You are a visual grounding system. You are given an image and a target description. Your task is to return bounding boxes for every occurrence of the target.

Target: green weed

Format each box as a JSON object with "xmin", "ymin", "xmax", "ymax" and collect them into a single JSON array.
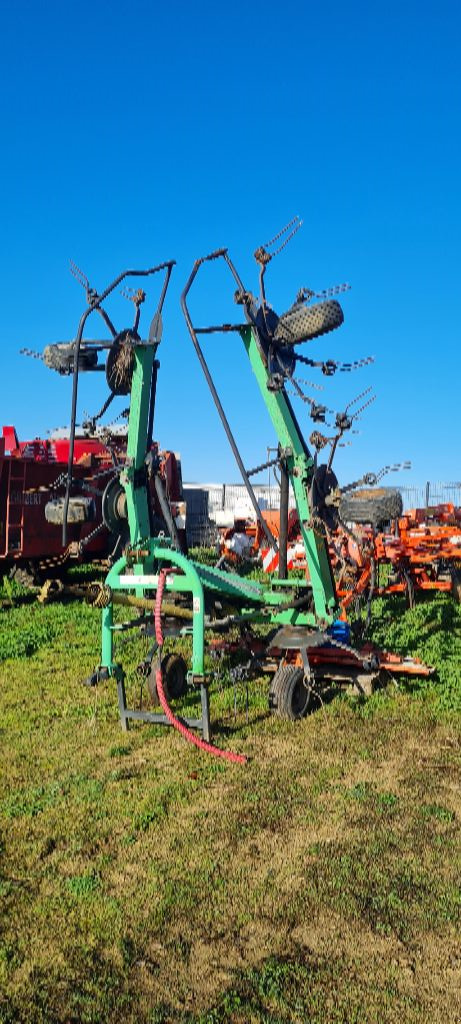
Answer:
[
  {"xmin": 66, "ymin": 872, "xmax": 101, "ymax": 898},
  {"xmin": 1, "ymin": 781, "xmax": 62, "ymax": 819},
  {"xmin": 419, "ymin": 803, "xmax": 455, "ymax": 823}
]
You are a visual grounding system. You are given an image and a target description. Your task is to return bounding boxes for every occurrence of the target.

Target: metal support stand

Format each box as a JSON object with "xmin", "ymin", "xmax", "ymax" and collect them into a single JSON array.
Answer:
[
  {"xmin": 200, "ymin": 685, "xmax": 211, "ymax": 742},
  {"xmin": 116, "ymin": 671, "xmax": 129, "ymax": 731},
  {"xmin": 112, "ymin": 651, "xmax": 211, "ymax": 738}
]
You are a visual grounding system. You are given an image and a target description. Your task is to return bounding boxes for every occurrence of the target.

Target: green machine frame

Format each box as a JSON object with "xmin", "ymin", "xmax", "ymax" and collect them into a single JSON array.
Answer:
[{"xmin": 95, "ymin": 248, "xmax": 339, "ymax": 739}]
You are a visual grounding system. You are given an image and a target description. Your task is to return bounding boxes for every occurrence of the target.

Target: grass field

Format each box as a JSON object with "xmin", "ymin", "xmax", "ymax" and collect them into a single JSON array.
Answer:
[{"xmin": 0, "ymin": 576, "xmax": 460, "ymax": 1023}]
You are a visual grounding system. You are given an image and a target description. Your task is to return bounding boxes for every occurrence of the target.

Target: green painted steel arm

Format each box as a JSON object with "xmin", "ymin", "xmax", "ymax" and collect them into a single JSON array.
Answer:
[{"xmin": 240, "ymin": 325, "xmax": 337, "ymax": 622}]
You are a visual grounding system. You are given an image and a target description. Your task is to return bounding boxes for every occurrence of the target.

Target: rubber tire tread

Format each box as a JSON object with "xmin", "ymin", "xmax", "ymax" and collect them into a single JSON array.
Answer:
[
  {"xmin": 9, "ymin": 563, "xmax": 42, "ymax": 588},
  {"xmin": 269, "ymin": 664, "xmax": 311, "ymax": 720},
  {"xmin": 45, "ymin": 497, "xmax": 93, "ymax": 525},
  {"xmin": 273, "ymin": 299, "xmax": 344, "ymax": 346},
  {"xmin": 43, "ymin": 344, "xmax": 97, "ymax": 374},
  {"xmin": 451, "ymin": 566, "xmax": 461, "ymax": 604},
  {"xmin": 162, "ymin": 653, "xmax": 188, "ymax": 700},
  {"xmin": 339, "ymin": 487, "xmax": 403, "ymax": 528},
  {"xmin": 268, "ymin": 665, "xmax": 286, "ymax": 711}
]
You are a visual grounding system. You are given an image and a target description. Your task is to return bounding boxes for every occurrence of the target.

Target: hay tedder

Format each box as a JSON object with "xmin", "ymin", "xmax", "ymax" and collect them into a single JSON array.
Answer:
[{"xmin": 25, "ymin": 227, "xmax": 432, "ymax": 758}]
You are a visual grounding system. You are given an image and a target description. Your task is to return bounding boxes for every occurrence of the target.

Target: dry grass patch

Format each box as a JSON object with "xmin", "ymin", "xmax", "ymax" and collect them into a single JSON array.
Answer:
[{"xmin": 0, "ymin": 592, "xmax": 460, "ymax": 1022}]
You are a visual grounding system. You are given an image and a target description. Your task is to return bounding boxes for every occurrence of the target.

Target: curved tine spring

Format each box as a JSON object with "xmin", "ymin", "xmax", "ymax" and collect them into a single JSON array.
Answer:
[
  {"xmin": 45, "ymin": 425, "xmax": 68, "ymax": 438},
  {"xmin": 296, "ymin": 282, "xmax": 351, "ymax": 303},
  {"xmin": 292, "ymin": 374, "xmax": 324, "ymax": 391},
  {"xmin": 309, "ymin": 431, "xmax": 331, "ymax": 450},
  {"xmin": 350, "ymin": 393, "xmax": 376, "ymax": 422},
  {"xmin": 296, "ymin": 353, "xmax": 340, "ymax": 377},
  {"xmin": 102, "ymin": 407, "xmax": 130, "ymax": 430},
  {"xmin": 310, "ymin": 430, "xmax": 355, "ymax": 452},
  {"xmin": 120, "ymin": 286, "xmax": 145, "ymax": 303},
  {"xmin": 289, "ymin": 379, "xmax": 333, "ymax": 416},
  {"xmin": 260, "ymin": 216, "xmax": 303, "ymax": 259},
  {"xmin": 295, "ymin": 354, "xmax": 324, "ymax": 370},
  {"xmin": 264, "ymin": 216, "xmax": 301, "ymax": 250},
  {"xmin": 296, "ymin": 354, "xmax": 374, "ymax": 376},
  {"xmin": 376, "ymin": 461, "xmax": 411, "ymax": 482},
  {"xmin": 69, "ymin": 259, "xmax": 90, "ymax": 292},
  {"xmin": 339, "ymin": 356, "xmax": 375, "ymax": 372},
  {"xmin": 20, "ymin": 347, "xmax": 43, "ymax": 361},
  {"xmin": 344, "ymin": 386, "xmax": 373, "ymax": 414},
  {"xmin": 316, "ymin": 282, "xmax": 351, "ymax": 298}
]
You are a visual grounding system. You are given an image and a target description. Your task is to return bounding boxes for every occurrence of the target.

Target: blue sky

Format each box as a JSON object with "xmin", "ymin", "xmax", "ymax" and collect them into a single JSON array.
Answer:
[{"xmin": 0, "ymin": 0, "xmax": 459, "ymax": 488}]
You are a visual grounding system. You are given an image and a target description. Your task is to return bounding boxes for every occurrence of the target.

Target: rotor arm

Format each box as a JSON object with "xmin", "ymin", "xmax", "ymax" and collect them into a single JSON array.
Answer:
[{"xmin": 62, "ymin": 260, "xmax": 175, "ymax": 546}]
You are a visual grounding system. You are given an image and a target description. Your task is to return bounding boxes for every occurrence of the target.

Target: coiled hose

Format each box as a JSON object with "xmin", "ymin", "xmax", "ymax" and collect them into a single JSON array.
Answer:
[{"xmin": 154, "ymin": 569, "xmax": 247, "ymax": 765}]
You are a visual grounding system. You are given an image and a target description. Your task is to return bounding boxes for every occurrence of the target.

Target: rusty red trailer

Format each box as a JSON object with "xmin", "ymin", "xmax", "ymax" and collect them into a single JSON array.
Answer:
[{"xmin": 0, "ymin": 425, "xmax": 185, "ymax": 580}]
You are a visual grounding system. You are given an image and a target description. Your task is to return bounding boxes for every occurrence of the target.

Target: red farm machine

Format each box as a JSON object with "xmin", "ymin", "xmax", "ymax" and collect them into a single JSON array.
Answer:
[{"xmin": 0, "ymin": 424, "xmax": 185, "ymax": 585}]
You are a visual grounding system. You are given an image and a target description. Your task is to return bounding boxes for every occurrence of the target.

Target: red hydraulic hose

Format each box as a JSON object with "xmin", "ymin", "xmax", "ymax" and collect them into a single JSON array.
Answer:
[{"xmin": 154, "ymin": 568, "xmax": 247, "ymax": 765}]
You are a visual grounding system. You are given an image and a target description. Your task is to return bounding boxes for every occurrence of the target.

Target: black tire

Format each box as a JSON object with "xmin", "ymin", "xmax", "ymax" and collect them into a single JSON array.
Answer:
[
  {"xmin": 269, "ymin": 664, "xmax": 313, "ymax": 720},
  {"xmin": 310, "ymin": 463, "xmax": 339, "ymax": 530},
  {"xmin": 9, "ymin": 563, "xmax": 42, "ymax": 588},
  {"xmin": 339, "ymin": 487, "xmax": 403, "ymax": 529},
  {"xmin": 43, "ymin": 343, "xmax": 98, "ymax": 375},
  {"xmin": 148, "ymin": 654, "xmax": 188, "ymax": 705},
  {"xmin": 451, "ymin": 565, "xmax": 461, "ymax": 604},
  {"xmin": 102, "ymin": 478, "xmax": 127, "ymax": 534},
  {"xmin": 163, "ymin": 654, "xmax": 188, "ymax": 699},
  {"xmin": 273, "ymin": 300, "xmax": 344, "ymax": 346},
  {"xmin": 45, "ymin": 496, "xmax": 95, "ymax": 525},
  {"xmin": 268, "ymin": 665, "xmax": 286, "ymax": 712}
]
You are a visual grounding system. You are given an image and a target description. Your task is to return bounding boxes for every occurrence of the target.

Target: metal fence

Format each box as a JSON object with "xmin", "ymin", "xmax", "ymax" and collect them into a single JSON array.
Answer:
[
  {"xmin": 183, "ymin": 483, "xmax": 293, "ymax": 546},
  {"xmin": 183, "ymin": 481, "xmax": 461, "ymax": 547},
  {"xmin": 399, "ymin": 482, "xmax": 461, "ymax": 511}
]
